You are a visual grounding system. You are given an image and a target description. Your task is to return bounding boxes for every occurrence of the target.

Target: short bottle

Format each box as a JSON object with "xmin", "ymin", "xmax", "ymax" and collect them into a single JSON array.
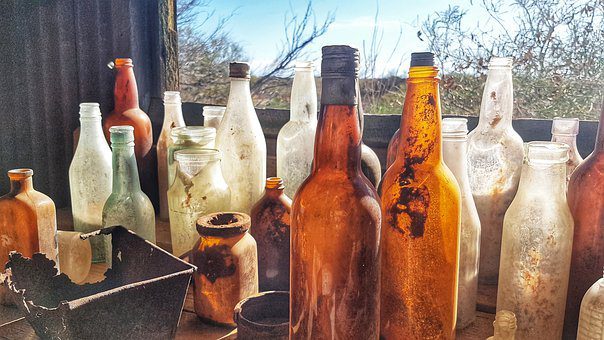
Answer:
[
  {"xmin": 487, "ymin": 310, "xmax": 517, "ymax": 340},
  {"xmin": 191, "ymin": 212, "xmax": 258, "ymax": 326},
  {"xmin": 102, "ymin": 126, "xmax": 156, "ymax": 244},
  {"xmin": 496, "ymin": 141, "xmax": 574, "ymax": 339},
  {"xmin": 442, "ymin": 118, "xmax": 481, "ymax": 329},
  {"xmin": 202, "ymin": 106, "xmax": 226, "ymax": 130},
  {"xmin": 167, "ymin": 149, "xmax": 231, "ymax": 257},
  {"xmin": 467, "ymin": 57, "xmax": 524, "ymax": 285},
  {"xmin": 250, "ymin": 177, "xmax": 291, "ymax": 292},
  {"xmin": 167, "ymin": 126, "xmax": 216, "ymax": 189},
  {"xmin": 576, "ymin": 270, "xmax": 604, "ymax": 340},
  {"xmin": 215, "ymin": 62, "xmax": 267, "ymax": 213},
  {"xmin": 157, "ymin": 91, "xmax": 186, "ymax": 221},
  {"xmin": 551, "ymin": 117, "xmax": 583, "ymax": 185},
  {"xmin": 277, "ymin": 62, "xmax": 317, "ymax": 198},
  {"xmin": 69, "ymin": 103, "xmax": 112, "ymax": 263},
  {"xmin": 0, "ymin": 169, "xmax": 59, "ymax": 304}
]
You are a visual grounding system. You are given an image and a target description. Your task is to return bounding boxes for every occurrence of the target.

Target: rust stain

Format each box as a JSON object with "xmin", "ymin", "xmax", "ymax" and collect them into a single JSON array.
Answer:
[{"xmin": 194, "ymin": 244, "xmax": 236, "ymax": 283}]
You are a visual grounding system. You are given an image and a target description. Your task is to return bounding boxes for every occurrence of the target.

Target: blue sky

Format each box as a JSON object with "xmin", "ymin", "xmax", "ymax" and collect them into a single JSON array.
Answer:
[{"xmin": 202, "ymin": 0, "xmax": 484, "ymax": 76}]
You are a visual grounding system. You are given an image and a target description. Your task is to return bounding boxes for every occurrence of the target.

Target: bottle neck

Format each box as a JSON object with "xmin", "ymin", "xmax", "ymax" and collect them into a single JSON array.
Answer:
[
  {"xmin": 111, "ymin": 143, "xmax": 141, "ymax": 193},
  {"xmin": 596, "ymin": 107, "xmax": 604, "ymax": 151},
  {"xmin": 551, "ymin": 134, "xmax": 579, "ymax": 152},
  {"xmin": 265, "ymin": 187, "xmax": 285, "ymax": 199},
  {"xmin": 9, "ymin": 177, "xmax": 33, "ymax": 194},
  {"xmin": 226, "ymin": 78, "xmax": 254, "ymax": 115},
  {"xmin": 477, "ymin": 67, "xmax": 514, "ymax": 130},
  {"xmin": 79, "ymin": 116, "xmax": 106, "ymax": 146},
  {"xmin": 163, "ymin": 103, "xmax": 185, "ymax": 130},
  {"xmin": 113, "ymin": 66, "xmax": 139, "ymax": 113},
  {"xmin": 518, "ymin": 161, "xmax": 566, "ymax": 198},
  {"xmin": 290, "ymin": 70, "xmax": 317, "ymax": 122}
]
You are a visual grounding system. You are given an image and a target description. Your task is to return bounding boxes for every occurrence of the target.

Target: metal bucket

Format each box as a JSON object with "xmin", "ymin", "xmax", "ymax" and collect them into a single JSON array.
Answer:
[{"xmin": 234, "ymin": 291, "xmax": 289, "ymax": 340}]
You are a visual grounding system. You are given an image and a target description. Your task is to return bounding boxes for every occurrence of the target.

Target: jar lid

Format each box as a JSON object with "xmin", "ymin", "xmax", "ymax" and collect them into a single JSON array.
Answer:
[{"xmin": 197, "ymin": 212, "xmax": 251, "ymax": 237}]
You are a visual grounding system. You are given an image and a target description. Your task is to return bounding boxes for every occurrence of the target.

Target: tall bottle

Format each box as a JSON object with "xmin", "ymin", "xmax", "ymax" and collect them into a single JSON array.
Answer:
[
  {"xmin": 551, "ymin": 117, "xmax": 583, "ymax": 185},
  {"xmin": 277, "ymin": 62, "xmax": 317, "ymax": 198},
  {"xmin": 380, "ymin": 52, "xmax": 461, "ymax": 339},
  {"xmin": 215, "ymin": 62, "xmax": 267, "ymax": 213},
  {"xmin": 564, "ymin": 105, "xmax": 604, "ymax": 337},
  {"xmin": 102, "ymin": 126, "xmax": 156, "ymax": 244},
  {"xmin": 0, "ymin": 169, "xmax": 59, "ymax": 304},
  {"xmin": 576, "ymin": 270, "xmax": 604, "ymax": 340},
  {"xmin": 157, "ymin": 91, "xmax": 186, "ymax": 221},
  {"xmin": 290, "ymin": 45, "xmax": 381, "ymax": 339},
  {"xmin": 496, "ymin": 141, "xmax": 574, "ymax": 339},
  {"xmin": 442, "ymin": 117, "xmax": 481, "ymax": 329},
  {"xmin": 467, "ymin": 57, "xmax": 524, "ymax": 285}
]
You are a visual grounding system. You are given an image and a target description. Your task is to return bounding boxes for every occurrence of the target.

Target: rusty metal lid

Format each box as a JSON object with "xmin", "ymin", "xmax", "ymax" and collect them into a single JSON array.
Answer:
[
  {"xmin": 229, "ymin": 62, "xmax": 250, "ymax": 79},
  {"xmin": 196, "ymin": 212, "xmax": 251, "ymax": 237},
  {"xmin": 321, "ymin": 45, "xmax": 359, "ymax": 78}
]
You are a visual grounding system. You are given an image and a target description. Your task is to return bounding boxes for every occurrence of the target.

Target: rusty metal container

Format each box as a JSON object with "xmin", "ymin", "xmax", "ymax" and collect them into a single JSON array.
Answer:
[
  {"xmin": 234, "ymin": 291, "xmax": 289, "ymax": 340},
  {"xmin": 2, "ymin": 226, "xmax": 195, "ymax": 340}
]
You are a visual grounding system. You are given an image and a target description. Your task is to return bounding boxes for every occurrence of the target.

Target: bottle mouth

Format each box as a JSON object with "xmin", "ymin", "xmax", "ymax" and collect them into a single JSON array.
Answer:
[
  {"xmin": 442, "ymin": 117, "xmax": 468, "ymax": 137},
  {"xmin": 488, "ymin": 57, "xmax": 513, "ymax": 69},
  {"xmin": 79, "ymin": 102, "xmax": 102, "ymax": 118},
  {"xmin": 295, "ymin": 61, "xmax": 314, "ymax": 70},
  {"xmin": 8, "ymin": 168, "xmax": 33, "ymax": 179},
  {"xmin": 174, "ymin": 148, "xmax": 221, "ymax": 163},
  {"xmin": 109, "ymin": 125, "xmax": 135, "ymax": 144},
  {"xmin": 265, "ymin": 177, "xmax": 285, "ymax": 190},
  {"xmin": 114, "ymin": 58, "xmax": 133, "ymax": 67},
  {"xmin": 526, "ymin": 141, "xmax": 569, "ymax": 164},
  {"xmin": 202, "ymin": 106, "xmax": 226, "ymax": 117},
  {"xmin": 551, "ymin": 117, "xmax": 579, "ymax": 135},
  {"xmin": 170, "ymin": 126, "xmax": 216, "ymax": 140},
  {"xmin": 163, "ymin": 91, "xmax": 181, "ymax": 104},
  {"xmin": 196, "ymin": 212, "xmax": 251, "ymax": 237}
]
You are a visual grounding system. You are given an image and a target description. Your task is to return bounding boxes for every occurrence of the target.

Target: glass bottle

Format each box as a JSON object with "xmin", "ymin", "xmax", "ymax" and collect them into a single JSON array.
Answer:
[
  {"xmin": 102, "ymin": 126, "xmax": 156, "ymax": 244},
  {"xmin": 380, "ymin": 52, "xmax": 461, "ymax": 339},
  {"xmin": 564, "ymin": 105, "xmax": 604, "ymax": 338},
  {"xmin": 358, "ymin": 88, "xmax": 382, "ymax": 187},
  {"xmin": 69, "ymin": 103, "xmax": 112, "ymax": 262},
  {"xmin": 277, "ymin": 61, "xmax": 317, "ymax": 198},
  {"xmin": 250, "ymin": 177, "xmax": 291, "ymax": 292},
  {"xmin": 290, "ymin": 45, "xmax": 381, "ymax": 339},
  {"xmin": 103, "ymin": 58, "xmax": 153, "ymax": 172},
  {"xmin": 215, "ymin": 62, "xmax": 267, "ymax": 213},
  {"xmin": 442, "ymin": 117, "xmax": 481, "ymax": 329},
  {"xmin": 57, "ymin": 230, "xmax": 92, "ymax": 284},
  {"xmin": 0, "ymin": 169, "xmax": 59, "ymax": 304},
  {"xmin": 167, "ymin": 149, "xmax": 231, "ymax": 257},
  {"xmin": 203, "ymin": 106, "xmax": 226, "ymax": 130},
  {"xmin": 157, "ymin": 91, "xmax": 186, "ymax": 221},
  {"xmin": 167, "ymin": 126, "xmax": 216, "ymax": 189},
  {"xmin": 551, "ymin": 117, "xmax": 583, "ymax": 185},
  {"xmin": 487, "ymin": 310, "xmax": 517, "ymax": 340},
  {"xmin": 467, "ymin": 57, "xmax": 524, "ymax": 285},
  {"xmin": 386, "ymin": 128, "xmax": 401, "ymax": 168},
  {"xmin": 496, "ymin": 141, "xmax": 574, "ymax": 340},
  {"xmin": 576, "ymin": 270, "xmax": 604, "ymax": 340},
  {"xmin": 192, "ymin": 212, "xmax": 258, "ymax": 326}
]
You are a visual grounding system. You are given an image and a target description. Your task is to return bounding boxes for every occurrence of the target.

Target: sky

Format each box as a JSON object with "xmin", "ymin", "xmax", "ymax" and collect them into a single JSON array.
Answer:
[{"xmin": 201, "ymin": 0, "xmax": 485, "ymax": 76}]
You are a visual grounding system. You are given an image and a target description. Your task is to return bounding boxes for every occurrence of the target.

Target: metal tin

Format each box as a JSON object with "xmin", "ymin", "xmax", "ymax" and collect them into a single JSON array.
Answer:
[{"xmin": 234, "ymin": 291, "xmax": 289, "ymax": 340}]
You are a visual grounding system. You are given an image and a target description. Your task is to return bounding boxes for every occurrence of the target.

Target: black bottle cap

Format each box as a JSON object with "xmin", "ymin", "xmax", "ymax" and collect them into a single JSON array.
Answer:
[
  {"xmin": 321, "ymin": 45, "xmax": 359, "ymax": 78},
  {"xmin": 229, "ymin": 62, "xmax": 251, "ymax": 79},
  {"xmin": 410, "ymin": 52, "xmax": 435, "ymax": 67}
]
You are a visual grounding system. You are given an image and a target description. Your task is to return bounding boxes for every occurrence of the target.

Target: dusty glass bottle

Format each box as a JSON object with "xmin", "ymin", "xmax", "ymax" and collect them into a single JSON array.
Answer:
[
  {"xmin": 102, "ymin": 126, "xmax": 156, "ymax": 243},
  {"xmin": 215, "ymin": 62, "xmax": 267, "ymax": 213},
  {"xmin": 564, "ymin": 105, "xmax": 604, "ymax": 338},
  {"xmin": 358, "ymin": 89, "xmax": 382, "ymax": 187},
  {"xmin": 192, "ymin": 212, "xmax": 258, "ymax": 326},
  {"xmin": 290, "ymin": 45, "xmax": 381, "ymax": 339},
  {"xmin": 386, "ymin": 128, "xmax": 400, "ymax": 168},
  {"xmin": 69, "ymin": 103, "xmax": 112, "ymax": 263},
  {"xmin": 576, "ymin": 270, "xmax": 604, "ymax": 340},
  {"xmin": 167, "ymin": 149, "xmax": 231, "ymax": 257},
  {"xmin": 250, "ymin": 177, "xmax": 291, "ymax": 292},
  {"xmin": 0, "ymin": 169, "xmax": 59, "ymax": 304},
  {"xmin": 380, "ymin": 52, "xmax": 461, "ymax": 340},
  {"xmin": 487, "ymin": 310, "xmax": 517, "ymax": 340},
  {"xmin": 167, "ymin": 126, "xmax": 216, "ymax": 189},
  {"xmin": 496, "ymin": 141, "xmax": 574, "ymax": 340},
  {"xmin": 276, "ymin": 62, "xmax": 317, "ymax": 198},
  {"xmin": 468, "ymin": 57, "xmax": 524, "ymax": 285},
  {"xmin": 202, "ymin": 106, "xmax": 226, "ymax": 130},
  {"xmin": 442, "ymin": 117, "xmax": 481, "ymax": 329},
  {"xmin": 551, "ymin": 117, "xmax": 583, "ymax": 185},
  {"xmin": 157, "ymin": 91, "xmax": 186, "ymax": 221}
]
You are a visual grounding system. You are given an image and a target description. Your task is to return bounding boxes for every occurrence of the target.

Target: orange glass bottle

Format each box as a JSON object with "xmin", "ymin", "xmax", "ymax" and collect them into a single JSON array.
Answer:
[
  {"xmin": 290, "ymin": 45, "xmax": 382, "ymax": 339},
  {"xmin": 380, "ymin": 52, "xmax": 461, "ymax": 339},
  {"xmin": 563, "ymin": 105, "xmax": 604, "ymax": 338},
  {"xmin": 250, "ymin": 177, "xmax": 291, "ymax": 292}
]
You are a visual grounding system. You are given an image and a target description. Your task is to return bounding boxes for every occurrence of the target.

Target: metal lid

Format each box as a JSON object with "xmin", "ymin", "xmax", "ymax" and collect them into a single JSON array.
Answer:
[
  {"xmin": 410, "ymin": 52, "xmax": 434, "ymax": 67},
  {"xmin": 321, "ymin": 45, "xmax": 359, "ymax": 78},
  {"xmin": 196, "ymin": 212, "xmax": 251, "ymax": 237},
  {"xmin": 229, "ymin": 62, "xmax": 251, "ymax": 79}
]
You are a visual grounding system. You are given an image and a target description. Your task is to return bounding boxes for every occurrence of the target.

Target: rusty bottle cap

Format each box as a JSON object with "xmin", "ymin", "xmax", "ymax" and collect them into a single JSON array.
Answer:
[
  {"xmin": 229, "ymin": 62, "xmax": 251, "ymax": 79},
  {"xmin": 321, "ymin": 45, "xmax": 359, "ymax": 78},
  {"xmin": 410, "ymin": 52, "xmax": 434, "ymax": 67},
  {"xmin": 197, "ymin": 212, "xmax": 251, "ymax": 238}
]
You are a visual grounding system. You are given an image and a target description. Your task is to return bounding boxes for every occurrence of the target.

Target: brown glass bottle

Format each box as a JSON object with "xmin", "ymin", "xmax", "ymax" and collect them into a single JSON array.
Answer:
[
  {"xmin": 250, "ymin": 177, "xmax": 291, "ymax": 292},
  {"xmin": 563, "ymin": 105, "xmax": 604, "ymax": 338},
  {"xmin": 380, "ymin": 52, "xmax": 461, "ymax": 339},
  {"xmin": 290, "ymin": 45, "xmax": 382, "ymax": 339}
]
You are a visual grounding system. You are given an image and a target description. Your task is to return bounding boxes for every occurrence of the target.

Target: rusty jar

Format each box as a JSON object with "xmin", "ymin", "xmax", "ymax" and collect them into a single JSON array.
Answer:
[{"xmin": 192, "ymin": 212, "xmax": 258, "ymax": 326}]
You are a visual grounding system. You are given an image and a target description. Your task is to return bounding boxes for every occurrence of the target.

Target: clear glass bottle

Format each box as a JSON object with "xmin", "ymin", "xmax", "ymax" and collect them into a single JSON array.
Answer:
[
  {"xmin": 357, "ymin": 88, "xmax": 382, "ymax": 187},
  {"xmin": 203, "ymin": 106, "xmax": 226, "ymax": 130},
  {"xmin": 487, "ymin": 310, "xmax": 518, "ymax": 340},
  {"xmin": 102, "ymin": 126, "xmax": 156, "ymax": 244},
  {"xmin": 386, "ymin": 128, "xmax": 401, "ymax": 169},
  {"xmin": 69, "ymin": 103, "xmax": 112, "ymax": 263},
  {"xmin": 442, "ymin": 117, "xmax": 481, "ymax": 329},
  {"xmin": 157, "ymin": 91, "xmax": 186, "ymax": 221},
  {"xmin": 216, "ymin": 62, "xmax": 267, "ymax": 213},
  {"xmin": 57, "ymin": 230, "xmax": 92, "ymax": 284},
  {"xmin": 467, "ymin": 57, "xmax": 524, "ymax": 285},
  {"xmin": 577, "ymin": 270, "xmax": 604, "ymax": 340},
  {"xmin": 167, "ymin": 149, "xmax": 231, "ymax": 257},
  {"xmin": 551, "ymin": 117, "xmax": 583, "ymax": 185},
  {"xmin": 277, "ymin": 62, "xmax": 317, "ymax": 198},
  {"xmin": 167, "ymin": 126, "xmax": 216, "ymax": 190},
  {"xmin": 380, "ymin": 52, "xmax": 460, "ymax": 339},
  {"xmin": 496, "ymin": 141, "xmax": 574, "ymax": 340}
]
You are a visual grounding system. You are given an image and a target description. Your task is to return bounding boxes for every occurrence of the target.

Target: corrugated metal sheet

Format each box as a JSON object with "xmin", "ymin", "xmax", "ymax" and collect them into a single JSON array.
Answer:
[{"xmin": 0, "ymin": 0, "xmax": 175, "ymax": 208}]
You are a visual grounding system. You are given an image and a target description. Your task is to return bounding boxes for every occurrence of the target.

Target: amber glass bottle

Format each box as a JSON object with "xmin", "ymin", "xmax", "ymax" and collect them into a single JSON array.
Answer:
[
  {"xmin": 250, "ymin": 177, "xmax": 291, "ymax": 292},
  {"xmin": 290, "ymin": 45, "xmax": 382, "ymax": 339},
  {"xmin": 380, "ymin": 52, "xmax": 461, "ymax": 340},
  {"xmin": 563, "ymin": 105, "xmax": 604, "ymax": 338}
]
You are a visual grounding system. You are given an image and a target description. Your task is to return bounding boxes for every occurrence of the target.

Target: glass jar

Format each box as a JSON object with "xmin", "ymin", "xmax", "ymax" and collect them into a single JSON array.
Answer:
[
  {"xmin": 496, "ymin": 141, "xmax": 574, "ymax": 339},
  {"xmin": 191, "ymin": 212, "xmax": 258, "ymax": 326},
  {"xmin": 551, "ymin": 117, "xmax": 583, "ymax": 185},
  {"xmin": 167, "ymin": 149, "xmax": 231, "ymax": 257},
  {"xmin": 202, "ymin": 106, "xmax": 226, "ymax": 130},
  {"xmin": 577, "ymin": 270, "xmax": 604, "ymax": 340},
  {"xmin": 167, "ymin": 126, "xmax": 216, "ymax": 189}
]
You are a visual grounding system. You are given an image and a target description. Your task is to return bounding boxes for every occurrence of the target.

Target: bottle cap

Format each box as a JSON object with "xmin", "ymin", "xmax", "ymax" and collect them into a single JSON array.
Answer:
[
  {"xmin": 109, "ymin": 125, "xmax": 135, "ymax": 144},
  {"xmin": 321, "ymin": 45, "xmax": 359, "ymax": 78},
  {"xmin": 114, "ymin": 58, "xmax": 133, "ymax": 67},
  {"xmin": 229, "ymin": 62, "xmax": 251, "ymax": 79},
  {"xmin": 551, "ymin": 117, "xmax": 579, "ymax": 135},
  {"xmin": 163, "ymin": 91, "xmax": 181, "ymax": 104},
  {"xmin": 410, "ymin": 52, "xmax": 435, "ymax": 67}
]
